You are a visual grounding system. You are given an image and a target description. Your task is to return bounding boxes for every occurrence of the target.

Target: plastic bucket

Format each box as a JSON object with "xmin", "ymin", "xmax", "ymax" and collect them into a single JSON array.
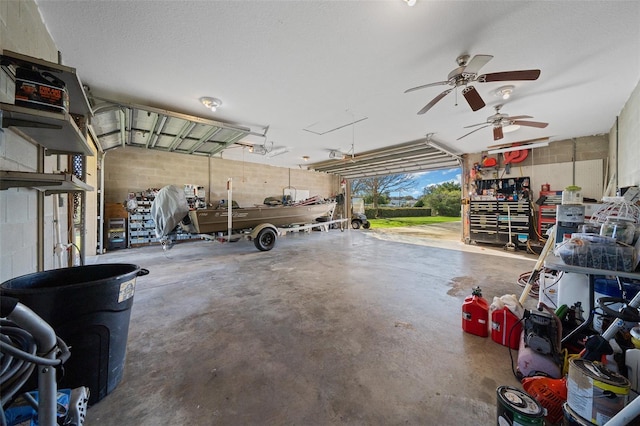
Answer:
[
  {"xmin": 496, "ymin": 386, "xmax": 546, "ymax": 425},
  {"xmin": 1, "ymin": 264, "xmax": 148, "ymax": 404}
]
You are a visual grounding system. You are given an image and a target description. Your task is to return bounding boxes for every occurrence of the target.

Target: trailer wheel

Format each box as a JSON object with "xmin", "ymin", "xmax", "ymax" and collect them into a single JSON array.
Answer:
[
  {"xmin": 254, "ymin": 227, "xmax": 277, "ymax": 251},
  {"xmin": 362, "ymin": 222, "xmax": 370, "ymax": 229},
  {"xmin": 351, "ymin": 220, "xmax": 361, "ymax": 229}
]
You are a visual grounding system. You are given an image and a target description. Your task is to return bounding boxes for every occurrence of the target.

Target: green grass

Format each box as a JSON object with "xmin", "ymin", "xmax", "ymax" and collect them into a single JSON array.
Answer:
[{"xmin": 367, "ymin": 216, "xmax": 460, "ymax": 228}]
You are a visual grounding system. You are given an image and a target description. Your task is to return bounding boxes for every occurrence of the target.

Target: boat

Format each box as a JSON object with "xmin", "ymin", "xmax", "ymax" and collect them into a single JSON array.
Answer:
[
  {"xmin": 181, "ymin": 200, "xmax": 337, "ymax": 234},
  {"xmin": 151, "ymin": 185, "xmax": 338, "ymax": 251}
]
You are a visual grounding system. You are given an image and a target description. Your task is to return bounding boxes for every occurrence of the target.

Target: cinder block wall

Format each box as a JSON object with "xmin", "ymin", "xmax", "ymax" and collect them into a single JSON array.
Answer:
[
  {"xmin": 0, "ymin": 0, "xmax": 74, "ymax": 281},
  {"xmin": 463, "ymin": 135, "xmax": 609, "ymax": 198},
  {"xmin": 104, "ymin": 147, "xmax": 339, "ymax": 207},
  {"xmin": 460, "ymin": 135, "xmax": 611, "ymax": 243}
]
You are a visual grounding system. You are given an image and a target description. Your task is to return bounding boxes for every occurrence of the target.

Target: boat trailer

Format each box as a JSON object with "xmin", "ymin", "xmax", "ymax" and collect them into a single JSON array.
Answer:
[{"xmin": 195, "ymin": 217, "xmax": 349, "ymax": 252}]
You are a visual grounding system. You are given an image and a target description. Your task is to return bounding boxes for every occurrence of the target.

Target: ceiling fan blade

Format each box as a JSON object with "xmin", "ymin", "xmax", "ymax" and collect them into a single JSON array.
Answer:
[
  {"xmin": 493, "ymin": 126, "xmax": 504, "ymax": 141},
  {"xmin": 417, "ymin": 89, "xmax": 452, "ymax": 115},
  {"xmin": 462, "ymin": 86, "xmax": 485, "ymax": 111},
  {"xmin": 457, "ymin": 124, "xmax": 490, "ymax": 140},
  {"xmin": 478, "ymin": 69, "xmax": 541, "ymax": 82},
  {"xmin": 404, "ymin": 80, "xmax": 449, "ymax": 93},
  {"xmin": 508, "ymin": 115, "xmax": 533, "ymax": 120},
  {"xmin": 462, "ymin": 54, "xmax": 493, "ymax": 75},
  {"xmin": 463, "ymin": 122, "xmax": 489, "ymax": 129},
  {"xmin": 513, "ymin": 120, "xmax": 549, "ymax": 128}
]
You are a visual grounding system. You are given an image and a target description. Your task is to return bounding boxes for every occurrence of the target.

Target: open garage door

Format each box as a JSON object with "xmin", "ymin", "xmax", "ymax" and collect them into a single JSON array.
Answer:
[{"xmin": 307, "ymin": 138, "xmax": 462, "ymax": 179}]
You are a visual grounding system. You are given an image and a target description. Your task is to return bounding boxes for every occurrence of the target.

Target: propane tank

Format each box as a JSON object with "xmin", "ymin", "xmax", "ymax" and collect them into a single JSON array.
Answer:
[{"xmin": 462, "ymin": 286, "xmax": 489, "ymax": 337}]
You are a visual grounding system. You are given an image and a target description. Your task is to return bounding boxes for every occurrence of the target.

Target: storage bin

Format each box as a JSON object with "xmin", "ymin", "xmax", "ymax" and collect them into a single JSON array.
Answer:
[
  {"xmin": 1, "ymin": 265, "xmax": 148, "ymax": 404},
  {"xmin": 557, "ymin": 237, "xmax": 636, "ymax": 272}
]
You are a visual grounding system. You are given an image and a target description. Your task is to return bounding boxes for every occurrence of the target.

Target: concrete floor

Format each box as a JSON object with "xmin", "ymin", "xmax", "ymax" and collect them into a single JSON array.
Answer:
[{"xmin": 84, "ymin": 227, "xmax": 540, "ymax": 425}]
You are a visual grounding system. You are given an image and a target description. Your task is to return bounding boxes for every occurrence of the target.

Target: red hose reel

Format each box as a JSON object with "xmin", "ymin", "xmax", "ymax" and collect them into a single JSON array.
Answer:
[{"xmin": 503, "ymin": 149, "xmax": 529, "ymax": 164}]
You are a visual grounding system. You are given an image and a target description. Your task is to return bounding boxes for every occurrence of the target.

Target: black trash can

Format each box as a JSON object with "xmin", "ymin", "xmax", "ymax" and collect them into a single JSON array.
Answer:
[{"xmin": 0, "ymin": 264, "xmax": 148, "ymax": 404}]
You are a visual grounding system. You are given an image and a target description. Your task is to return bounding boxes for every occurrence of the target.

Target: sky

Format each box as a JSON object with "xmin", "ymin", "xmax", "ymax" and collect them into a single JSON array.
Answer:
[{"xmin": 404, "ymin": 167, "xmax": 462, "ymax": 198}]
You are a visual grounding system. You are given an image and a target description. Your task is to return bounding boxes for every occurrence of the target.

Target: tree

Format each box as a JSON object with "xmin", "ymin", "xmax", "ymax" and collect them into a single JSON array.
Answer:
[
  {"xmin": 420, "ymin": 182, "xmax": 461, "ymax": 217},
  {"xmin": 351, "ymin": 174, "xmax": 416, "ymax": 209},
  {"xmin": 423, "ymin": 181, "xmax": 460, "ymax": 196}
]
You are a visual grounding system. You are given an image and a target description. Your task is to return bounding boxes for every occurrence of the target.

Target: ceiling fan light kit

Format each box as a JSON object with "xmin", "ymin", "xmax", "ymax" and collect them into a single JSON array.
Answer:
[
  {"xmin": 405, "ymin": 54, "xmax": 541, "ymax": 115},
  {"xmin": 458, "ymin": 105, "xmax": 548, "ymax": 141},
  {"xmin": 502, "ymin": 124, "xmax": 520, "ymax": 133}
]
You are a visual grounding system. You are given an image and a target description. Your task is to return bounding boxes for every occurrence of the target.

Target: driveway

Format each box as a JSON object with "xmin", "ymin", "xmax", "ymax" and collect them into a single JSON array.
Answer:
[{"xmin": 367, "ymin": 220, "xmax": 539, "ymax": 261}]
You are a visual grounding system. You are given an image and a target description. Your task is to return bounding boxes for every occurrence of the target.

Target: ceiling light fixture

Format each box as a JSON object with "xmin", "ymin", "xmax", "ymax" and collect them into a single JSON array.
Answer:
[
  {"xmin": 495, "ymin": 85, "xmax": 515, "ymax": 100},
  {"xmin": 302, "ymin": 156, "xmax": 310, "ymax": 161},
  {"xmin": 487, "ymin": 140, "xmax": 549, "ymax": 154},
  {"xmin": 200, "ymin": 97, "xmax": 222, "ymax": 112},
  {"xmin": 404, "ymin": 0, "xmax": 416, "ymax": 6},
  {"xmin": 502, "ymin": 124, "xmax": 521, "ymax": 133}
]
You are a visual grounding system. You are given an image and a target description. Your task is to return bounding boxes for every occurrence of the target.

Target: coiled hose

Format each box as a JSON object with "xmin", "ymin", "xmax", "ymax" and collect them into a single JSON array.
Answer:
[{"xmin": 1, "ymin": 319, "xmax": 69, "ymax": 426}]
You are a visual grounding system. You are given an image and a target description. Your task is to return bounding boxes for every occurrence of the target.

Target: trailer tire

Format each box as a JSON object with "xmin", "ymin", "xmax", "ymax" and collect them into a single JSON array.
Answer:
[
  {"xmin": 351, "ymin": 220, "xmax": 361, "ymax": 229},
  {"xmin": 254, "ymin": 227, "xmax": 277, "ymax": 251},
  {"xmin": 362, "ymin": 222, "xmax": 370, "ymax": 229}
]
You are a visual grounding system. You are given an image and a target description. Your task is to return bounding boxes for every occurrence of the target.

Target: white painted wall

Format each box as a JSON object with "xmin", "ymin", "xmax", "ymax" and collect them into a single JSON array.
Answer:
[{"xmin": 610, "ymin": 80, "xmax": 640, "ymax": 190}]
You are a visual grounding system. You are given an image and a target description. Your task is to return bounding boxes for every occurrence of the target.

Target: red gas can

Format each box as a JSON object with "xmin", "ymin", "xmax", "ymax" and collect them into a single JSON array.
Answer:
[
  {"xmin": 491, "ymin": 307, "xmax": 522, "ymax": 349},
  {"xmin": 462, "ymin": 287, "xmax": 489, "ymax": 337}
]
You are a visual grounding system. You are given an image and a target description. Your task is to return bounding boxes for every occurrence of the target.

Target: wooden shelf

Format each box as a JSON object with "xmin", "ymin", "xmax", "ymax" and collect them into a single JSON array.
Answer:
[{"xmin": 0, "ymin": 171, "xmax": 94, "ymax": 194}]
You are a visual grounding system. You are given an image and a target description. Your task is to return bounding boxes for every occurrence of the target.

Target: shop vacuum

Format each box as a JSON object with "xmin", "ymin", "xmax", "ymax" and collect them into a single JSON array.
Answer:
[{"xmin": 517, "ymin": 305, "xmax": 563, "ymax": 379}]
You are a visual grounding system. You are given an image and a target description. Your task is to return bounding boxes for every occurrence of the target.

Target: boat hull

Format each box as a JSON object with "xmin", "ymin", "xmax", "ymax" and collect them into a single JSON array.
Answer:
[{"xmin": 184, "ymin": 202, "xmax": 336, "ymax": 234}]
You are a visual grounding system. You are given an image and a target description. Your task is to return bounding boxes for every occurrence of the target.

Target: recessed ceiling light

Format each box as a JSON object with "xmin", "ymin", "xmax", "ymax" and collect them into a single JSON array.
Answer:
[
  {"xmin": 302, "ymin": 156, "xmax": 310, "ymax": 161},
  {"xmin": 200, "ymin": 97, "xmax": 222, "ymax": 112}
]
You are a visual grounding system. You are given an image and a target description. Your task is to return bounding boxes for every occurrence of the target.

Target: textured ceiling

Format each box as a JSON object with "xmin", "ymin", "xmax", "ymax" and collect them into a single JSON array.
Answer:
[{"xmin": 34, "ymin": 0, "xmax": 640, "ymax": 172}]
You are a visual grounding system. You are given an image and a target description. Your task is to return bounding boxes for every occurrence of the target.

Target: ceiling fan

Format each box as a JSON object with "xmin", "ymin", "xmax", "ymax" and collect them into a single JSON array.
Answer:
[
  {"xmin": 405, "ymin": 54, "xmax": 540, "ymax": 114},
  {"xmin": 457, "ymin": 105, "xmax": 548, "ymax": 141}
]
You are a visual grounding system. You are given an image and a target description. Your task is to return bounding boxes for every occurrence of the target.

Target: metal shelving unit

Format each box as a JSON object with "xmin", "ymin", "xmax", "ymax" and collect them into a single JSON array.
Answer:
[
  {"xmin": 537, "ymin": 190, "xmax": 562, "ymax": 237},
  {"xmin": 1, "ymin": 50, "xmax": 95, "ymax": 190},
  {"xmin": 470, "ymin": 200, "xmax": 531, "ymax": 246}
]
